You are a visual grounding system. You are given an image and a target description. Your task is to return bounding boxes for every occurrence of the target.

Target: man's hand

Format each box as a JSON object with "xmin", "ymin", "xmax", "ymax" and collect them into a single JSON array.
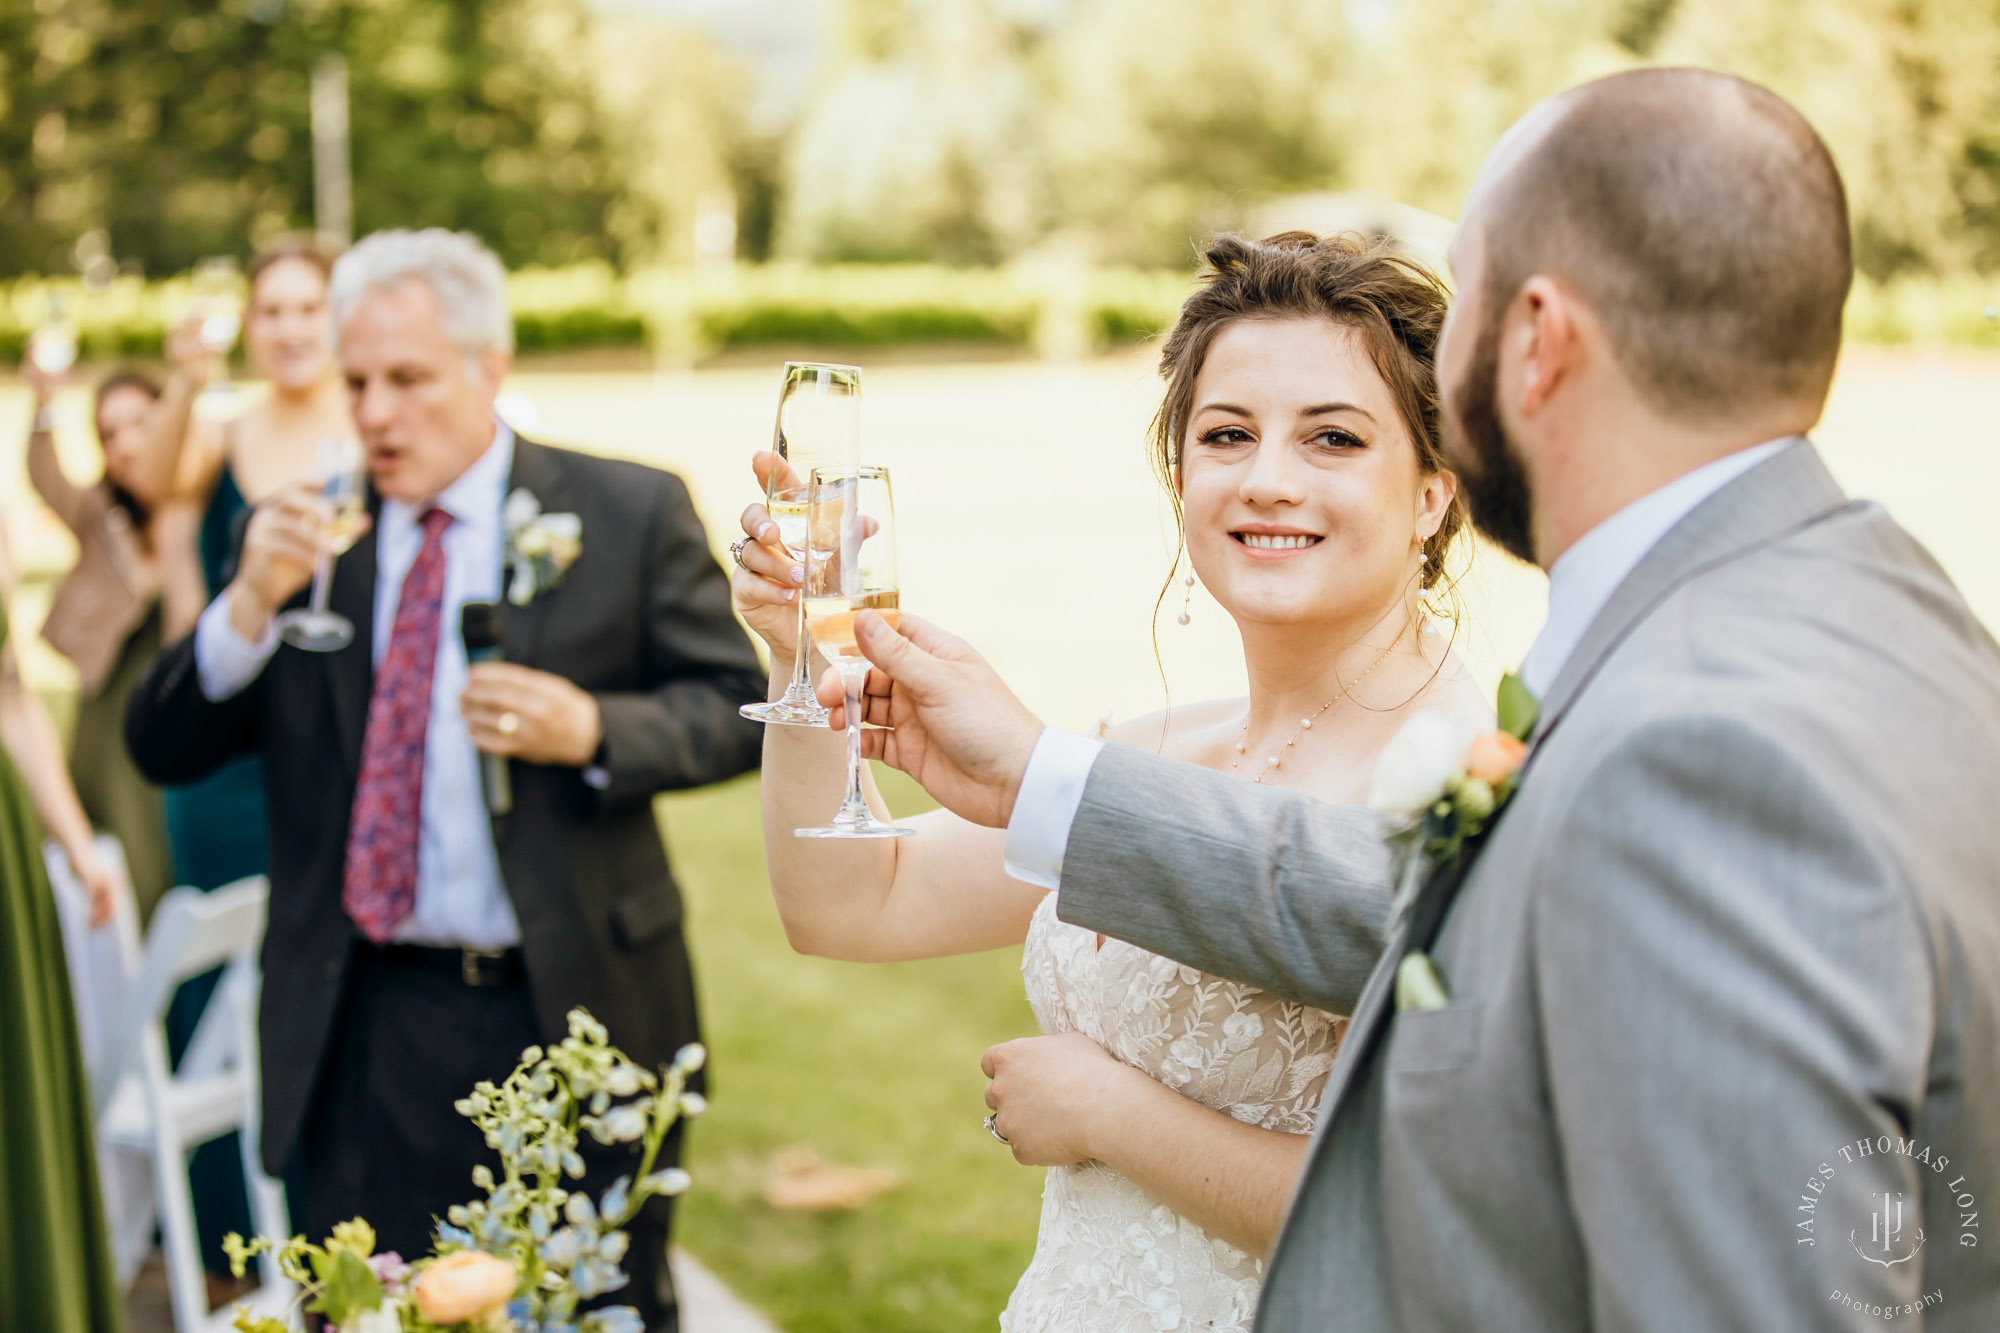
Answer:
[
  {"xmin": 982, "ymin": 1033, "xmax": 1138, "ymax": 1167},
  {"xmin": 815, "ymin": 612, "xmax": 1044, "ymax": 829},
  {"xmin": 226, "ymin": 482, "xmax": 352, "ymax": 641},
  {"xmin": 461, "ymin": 663, "xmax": 603, "ymax": 767}
]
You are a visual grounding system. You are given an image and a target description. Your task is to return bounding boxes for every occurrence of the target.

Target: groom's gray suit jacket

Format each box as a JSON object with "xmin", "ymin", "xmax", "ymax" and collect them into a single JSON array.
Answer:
[{"xmin": 1056, "ymin": 440, "xmax": 2000, "ymax": 1331}]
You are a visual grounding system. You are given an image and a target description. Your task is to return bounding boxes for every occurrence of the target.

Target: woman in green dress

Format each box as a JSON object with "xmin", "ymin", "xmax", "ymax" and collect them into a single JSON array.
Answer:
[{"xmin": 0, "ymin": 522, "xmax": 126, "ymax": 1333}]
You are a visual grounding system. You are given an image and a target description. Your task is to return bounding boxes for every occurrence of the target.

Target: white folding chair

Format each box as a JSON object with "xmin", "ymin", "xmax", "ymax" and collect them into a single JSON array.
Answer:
[
  {"xmin": 87, "ymin": 874, "xmax": 295, "ymax": 1332},
  {"xmin": 48, "ymin": 835, "xmax": 154, "ymax": 1285}
]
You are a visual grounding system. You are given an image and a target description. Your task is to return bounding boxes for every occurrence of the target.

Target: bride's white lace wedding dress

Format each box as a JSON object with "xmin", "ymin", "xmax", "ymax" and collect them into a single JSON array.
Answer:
[{"xmin": 999, "ymin": 893, "xmax": 1344, "ymax": 1332}]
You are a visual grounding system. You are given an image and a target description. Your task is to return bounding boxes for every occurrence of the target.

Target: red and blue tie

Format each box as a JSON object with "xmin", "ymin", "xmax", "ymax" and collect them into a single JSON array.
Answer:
[{"xmin": 343, "ymin": 506, "xmax": 453, "ymax": 942}]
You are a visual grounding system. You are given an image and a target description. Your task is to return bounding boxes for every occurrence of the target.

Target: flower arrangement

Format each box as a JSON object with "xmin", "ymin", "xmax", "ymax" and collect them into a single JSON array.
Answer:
[
  {"xmin": 1368, "ymin": 673, "xmax": 1540, "ymax": 1011},
  {"xmin": 504, "ymin": 488, "xmax": 583, "ymax": 607},
  {"xmin": 223, "ymin": 1008, "xmax": 704, "ymax": 1333}
]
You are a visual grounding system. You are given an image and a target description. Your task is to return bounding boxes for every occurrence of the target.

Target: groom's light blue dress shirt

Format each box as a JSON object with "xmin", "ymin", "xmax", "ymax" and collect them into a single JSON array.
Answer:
[
  {"xmin": 1001, "ymin": 436, "xmax": 1795, "ymax": 890},
  {"xmin": 192, "ymin": 425, "xmax": 524, "ymax": 949}
]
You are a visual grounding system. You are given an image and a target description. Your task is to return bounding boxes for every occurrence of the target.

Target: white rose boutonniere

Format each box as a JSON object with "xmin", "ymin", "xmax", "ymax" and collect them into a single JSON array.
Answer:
[
  {"xmin": 503, "ymin": 487, "xmax": 583, "ymax": 607},
  {"xmin": 1372, "ymin": 674, "xmax": 1539, "ymax": 1011}
]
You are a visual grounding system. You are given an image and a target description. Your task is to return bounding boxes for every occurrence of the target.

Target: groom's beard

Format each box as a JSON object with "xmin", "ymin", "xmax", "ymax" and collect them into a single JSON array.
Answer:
[{"xmin": 1446, "ymin": 314, "xmax": 1538, "ymax": 566}]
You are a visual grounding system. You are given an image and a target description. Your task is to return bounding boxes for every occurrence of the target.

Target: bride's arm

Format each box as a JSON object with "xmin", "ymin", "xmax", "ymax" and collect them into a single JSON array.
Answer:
[
  {"xmin": 735, "ymin": 458, "xmax": 1042, "ymax": 961},
  {"xmin": 983, "ymin": 1032, "xmax": 1307, "ymax": 1259},
  {"xmin": 756, "ymin": 650, "xmax": 1044, "ymax": 960}
]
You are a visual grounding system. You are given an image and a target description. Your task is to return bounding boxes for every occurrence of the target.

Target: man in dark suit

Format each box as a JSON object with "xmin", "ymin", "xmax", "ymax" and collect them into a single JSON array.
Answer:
[{"xmin": 126, "ymin": 228, "xmax": 764, "ymax": 1330}]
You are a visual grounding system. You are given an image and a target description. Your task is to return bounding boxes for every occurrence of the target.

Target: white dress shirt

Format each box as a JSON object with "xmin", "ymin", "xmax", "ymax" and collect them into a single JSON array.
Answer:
[
  {"xmin": 194, "ymin": 425, "xmax": 523, "ymax": 949},
  {"xmin": 1001, "ymin": 436, "xmax": 1797, "ymax": 891}
]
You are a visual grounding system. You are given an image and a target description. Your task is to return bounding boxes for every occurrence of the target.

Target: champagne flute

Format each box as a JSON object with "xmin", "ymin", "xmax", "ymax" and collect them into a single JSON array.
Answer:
[
  {"xmin": 192, "ymin": 256, "xmax": 243, "ymax": 401},
  {"xmin": 277, "ymin": 436, "xmax": 366, "ymax": 652},
  {"xmin": 741, "ymin": 360, "xmax": 862, "ymax": 727},
  {"xmin": 795, "ymin": 465, "xmax": 912, "ymax": 839},
  {"xmin": 29, "ymin": 292, "xmax": 78, "ymax": 377}
]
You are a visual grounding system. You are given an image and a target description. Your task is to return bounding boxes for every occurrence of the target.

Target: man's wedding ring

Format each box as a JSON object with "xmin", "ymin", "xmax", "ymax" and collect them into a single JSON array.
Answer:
[
  {"xmin": 497, "ymin": 711, "xmax": 520, "ymax": 737},
  {"xmin": 984, "ymin": 1113, "xmax": 1009, "ymax": 1144},
  {"xmin": 730, "ymin": 538, "xmax": 750, "ymax": 569}
]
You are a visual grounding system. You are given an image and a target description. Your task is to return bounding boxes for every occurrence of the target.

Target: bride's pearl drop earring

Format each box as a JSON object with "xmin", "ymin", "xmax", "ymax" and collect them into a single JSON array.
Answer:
[{"xmin": 1178, "ymin": 571, "xmax": 1196, "ymax": 625}]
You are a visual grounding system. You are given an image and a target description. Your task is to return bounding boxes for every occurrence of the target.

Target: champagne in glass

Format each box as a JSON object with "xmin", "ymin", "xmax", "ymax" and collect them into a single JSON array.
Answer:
[
  {"xmin": 30, "ymin": 293, "xmax": 78, "ymax": 376},
  {"xmin": 795, "ymin": 465, "xmax": 913, "ymax": 839},
  {"xmin": 742, "ymin": 360, "xmax": 863, "ymax": 727},
  {"xmin": 191, "ymin": 255, "xmax": 244, "ymax": 401},
  {"xmin": 277, "ymin": 436, "xmax": 365, "ymax": 652}
]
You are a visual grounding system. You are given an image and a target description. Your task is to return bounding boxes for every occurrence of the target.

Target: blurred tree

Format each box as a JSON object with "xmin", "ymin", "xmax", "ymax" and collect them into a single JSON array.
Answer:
[
  {"xmin": 776, "ymin": 0, "xmax": 1049, "ymax": 263},
  {"xmin": 0, "ymin": 0, "xmax": 623, "ymax": 277},
  {"xmin": 590, "ymin": 12, "xmax": 753, "ymax": 266},
  {"xmin": 1038, "ymin": 0, "xmax": 1353, "ymax": 265}
]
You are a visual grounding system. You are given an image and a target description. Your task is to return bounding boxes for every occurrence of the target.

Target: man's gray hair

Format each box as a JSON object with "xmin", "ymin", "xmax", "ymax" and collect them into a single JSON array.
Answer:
[{"xmin": 328, "ymin": 228, "xmax": 515, "ymax": 356}]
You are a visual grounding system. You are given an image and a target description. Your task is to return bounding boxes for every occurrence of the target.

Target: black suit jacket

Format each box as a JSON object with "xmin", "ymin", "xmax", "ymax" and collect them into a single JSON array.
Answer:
[{"xmin": 126, "ymin": 436, "xmax": 766, "ymax": 1172}]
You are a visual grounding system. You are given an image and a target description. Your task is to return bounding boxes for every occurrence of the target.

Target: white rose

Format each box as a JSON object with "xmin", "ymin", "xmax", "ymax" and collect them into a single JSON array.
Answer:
[
  {"xmin": 346, "ymin": 1306, "xmax": 404, "ymax": 1333},
  {"xmin": 1368, "ymin": 709, "xmax": 1471, "ymax": 817},
  {"xmin": 504, "ymin": 487, "xmax": 542, "ymax": 532}
]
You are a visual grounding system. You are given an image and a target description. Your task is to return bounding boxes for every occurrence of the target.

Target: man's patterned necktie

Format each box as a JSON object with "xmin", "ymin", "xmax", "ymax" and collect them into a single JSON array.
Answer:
[{"xmin": 343, "ymin": 506, "xmax": 454, "ymax": 942}]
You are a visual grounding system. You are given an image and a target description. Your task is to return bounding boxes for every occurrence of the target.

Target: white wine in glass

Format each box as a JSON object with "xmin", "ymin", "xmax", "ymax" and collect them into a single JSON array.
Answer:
[
  {"xmin": 277, "ymin": 436, "xmax": 365, "ymax": 652},
  {"xmin": 742, "ymin": 360, "xmax": 863, "ymax": 728},
  {"xmin": 30, "ymin": 292, "xmax": 78, "ymax": 376},
  {"xmin": 795, "ymin": 465, "xmax": 912, "ymax": 840}
]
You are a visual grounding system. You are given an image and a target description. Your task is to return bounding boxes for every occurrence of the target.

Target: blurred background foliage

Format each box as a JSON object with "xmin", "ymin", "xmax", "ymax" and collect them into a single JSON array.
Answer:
[{"xmin": 1, "ymin": 0, "xmax": 1995, "ymax": 302}]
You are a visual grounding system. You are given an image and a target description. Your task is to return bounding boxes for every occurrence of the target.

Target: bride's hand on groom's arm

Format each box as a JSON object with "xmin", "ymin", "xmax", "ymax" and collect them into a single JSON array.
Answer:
[
  {"xmin": 816, "ymin": 612, "xmax": 1044, "ymax": 829},
  {"xmin": 981, "ymin": 1033, "xmax": 1143, "ymax": 1167}
]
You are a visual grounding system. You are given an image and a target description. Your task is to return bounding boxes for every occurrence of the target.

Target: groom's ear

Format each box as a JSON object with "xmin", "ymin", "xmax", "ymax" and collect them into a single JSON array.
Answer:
[{"xmin": 1512, "ymin": 275, "xmax": 1583, "ymax": 419}]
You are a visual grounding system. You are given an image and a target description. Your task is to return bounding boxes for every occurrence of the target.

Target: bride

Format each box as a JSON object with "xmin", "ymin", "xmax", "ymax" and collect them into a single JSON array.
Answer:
[{"xmin": 734, "ymin": 231, "xmax": 1490, "ymax": 1331}]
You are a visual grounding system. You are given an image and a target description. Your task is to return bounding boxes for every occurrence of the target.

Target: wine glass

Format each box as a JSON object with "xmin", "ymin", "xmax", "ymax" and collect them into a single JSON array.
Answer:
[
  {"xmin": 741, "ymin": 361, "xmax": 862, "ymax": 728},
  {"xmin": 29, "ymin": 292, "xmax": 78, "ymax": 377},
  {"xmin": 795, "ymin": 465, "xmax": 913, "ymax": 840},
  {"xmin": 191, "ymin": 256, "xmax": 244, "ymax": 400},
  {"xmin": 277, "ymin": 436, "xmax": 366, "ymax": 652}
]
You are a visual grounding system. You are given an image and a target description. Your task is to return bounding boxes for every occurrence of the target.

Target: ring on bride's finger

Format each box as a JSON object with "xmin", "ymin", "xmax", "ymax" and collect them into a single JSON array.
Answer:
[
  {"xmin": 730, "ymin": 538, "xmax": 750, "ymax": 569},
  {"xmin": 498, "ymin": 711, "xmax": 520, "ymax": 737},
  {"xmin": 984, "ymin": 1113, "xmax": 1009, "ymax": 1144}
]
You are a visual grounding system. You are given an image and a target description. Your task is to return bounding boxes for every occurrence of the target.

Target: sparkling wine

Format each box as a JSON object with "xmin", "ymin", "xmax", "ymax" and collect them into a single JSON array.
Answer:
[
  {"xmin": 200, "ymin": 311, "xmax": 240, "ymax": 354},
  {"xmin": 766, "ymin": 496, "xmax": 809, "ymax": 556},
  {"xmin": 30, "ymin": 326, "xmax": 77, "ymax": 375},
  {"xmin": 323, "ymin": 501, "xmax": 369, "ymax": 555},
  {"xmin": 806, "ymin": 590, "xmax": 901, "ymax": 663}
]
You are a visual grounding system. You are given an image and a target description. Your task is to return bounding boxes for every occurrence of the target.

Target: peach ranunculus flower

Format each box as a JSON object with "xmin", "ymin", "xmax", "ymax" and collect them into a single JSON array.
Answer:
[
  {"xmin": 1462, "ymin": 730, "xmax": 1529, "ymax": 786},
  {"xmin": 413, "ymin": 1249, "xmax": 518, "ymax": 1325}
]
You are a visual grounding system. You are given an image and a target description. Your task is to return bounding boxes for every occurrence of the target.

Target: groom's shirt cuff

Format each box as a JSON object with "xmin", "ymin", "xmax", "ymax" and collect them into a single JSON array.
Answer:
[{"xmin": 1003, "ymin": 728, "xmax": 1105, "ymax": 890}]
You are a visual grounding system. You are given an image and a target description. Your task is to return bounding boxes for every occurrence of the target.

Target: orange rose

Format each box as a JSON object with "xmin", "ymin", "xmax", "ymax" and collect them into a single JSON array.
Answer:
[
  {"xmin": 1462, "ymin": 730, "xmax": 1528, "ymax": 786},
  {"xmin": 413, "ymin": 1249, "xmax": 517, "ymax": 1325}
]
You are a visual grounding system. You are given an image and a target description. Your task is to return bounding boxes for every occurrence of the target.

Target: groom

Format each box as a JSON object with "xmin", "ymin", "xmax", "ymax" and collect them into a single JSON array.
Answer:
[{"xmin": 823, "ymin": 71, "xmax": 2000, "ymax": 1329}]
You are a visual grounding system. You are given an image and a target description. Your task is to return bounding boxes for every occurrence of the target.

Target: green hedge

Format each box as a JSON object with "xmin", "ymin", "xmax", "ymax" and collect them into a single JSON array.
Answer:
[{"xmin": 2, "ymin": 265, "xmax": 1992, "ymax": 366}]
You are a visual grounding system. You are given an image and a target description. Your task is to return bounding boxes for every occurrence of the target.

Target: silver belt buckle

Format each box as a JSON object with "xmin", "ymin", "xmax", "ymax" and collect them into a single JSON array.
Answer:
[{"xmin": 461, "ymin": 948, "xmax": 506, "ymax": 986}]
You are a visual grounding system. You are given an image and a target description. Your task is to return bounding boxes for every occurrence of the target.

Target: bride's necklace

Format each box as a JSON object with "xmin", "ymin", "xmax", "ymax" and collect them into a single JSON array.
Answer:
[{"xmin": 1231, "ymin": 641, "xmax": 1396, "ymax": 784}]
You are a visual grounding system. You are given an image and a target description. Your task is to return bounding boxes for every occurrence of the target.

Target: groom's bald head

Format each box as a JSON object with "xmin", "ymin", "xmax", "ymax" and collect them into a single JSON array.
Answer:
[{"xmin": 1465, "ymin": 68, "xmax": 1852, "ymax": 421}]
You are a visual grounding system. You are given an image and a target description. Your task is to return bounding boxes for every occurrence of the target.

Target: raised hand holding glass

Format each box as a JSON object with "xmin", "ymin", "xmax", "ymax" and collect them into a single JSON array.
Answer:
[
  {"xmin": 276, "ymin": 435, "xmax": 365, "ymax": 652},
  {"xmin": 742, "ymin": 361, "xmax": 862, "ymax": 728}
]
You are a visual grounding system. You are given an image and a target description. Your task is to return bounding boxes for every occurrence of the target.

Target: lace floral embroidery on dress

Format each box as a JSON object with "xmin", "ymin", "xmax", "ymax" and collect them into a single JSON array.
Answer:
[{"xmin": 1000, "ymin": 895, "xmax": 1345, "ymax": 1332}]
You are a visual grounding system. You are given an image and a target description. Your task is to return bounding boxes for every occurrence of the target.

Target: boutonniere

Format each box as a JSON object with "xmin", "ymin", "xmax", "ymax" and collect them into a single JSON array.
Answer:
[
  {"xmin": 503, "ymin": 487, "xmax": 583, "ymax": 607},
  {"xmin": 1372, "ymin": 674, "xmax": 1539, "ymax": 1010}
]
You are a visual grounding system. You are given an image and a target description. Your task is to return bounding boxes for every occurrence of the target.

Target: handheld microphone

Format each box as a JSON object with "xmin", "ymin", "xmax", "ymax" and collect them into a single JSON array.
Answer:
[{"xmin": 461, "ymin": 601, "xmax": 513, "ymax": 817}]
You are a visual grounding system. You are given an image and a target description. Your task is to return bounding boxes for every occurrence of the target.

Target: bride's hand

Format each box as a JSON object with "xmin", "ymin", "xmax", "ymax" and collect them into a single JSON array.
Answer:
[
  {"xmin": 731, "ymin": 451, "xmax": 806, "ymax": 662},
  {"xmin": 982, "ymin": 1032, "xmax": 1145, "ymax": 1167}
]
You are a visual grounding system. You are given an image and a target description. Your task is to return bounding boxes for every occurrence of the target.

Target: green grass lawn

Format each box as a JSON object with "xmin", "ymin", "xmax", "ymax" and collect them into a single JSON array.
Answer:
[{"xmin": 656, "ymin": 768, "xmax": 1045, "ymax": 1332}]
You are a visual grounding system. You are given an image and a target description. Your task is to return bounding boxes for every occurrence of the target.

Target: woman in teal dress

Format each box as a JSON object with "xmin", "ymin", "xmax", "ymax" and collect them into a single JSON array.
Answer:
[
  {"xmin": 146, "ymin": 235, "xmax": 350, "ymax": 1281},
  {"xmin": 0, "ymin": 537, "xmax": 126, "ymax": 1333}
]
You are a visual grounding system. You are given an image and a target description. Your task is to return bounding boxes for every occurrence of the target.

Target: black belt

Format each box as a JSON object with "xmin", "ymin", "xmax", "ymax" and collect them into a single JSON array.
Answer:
[{"xmin": 362, "ymin": 942, "xmax": 525, "ymax": 988}]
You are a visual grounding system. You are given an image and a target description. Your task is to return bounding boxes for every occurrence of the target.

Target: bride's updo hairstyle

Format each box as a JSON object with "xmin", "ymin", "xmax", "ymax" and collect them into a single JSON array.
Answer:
[{"xmin": 1151, "ymin": 231, "xmax": 1465, "ymax": 608}]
